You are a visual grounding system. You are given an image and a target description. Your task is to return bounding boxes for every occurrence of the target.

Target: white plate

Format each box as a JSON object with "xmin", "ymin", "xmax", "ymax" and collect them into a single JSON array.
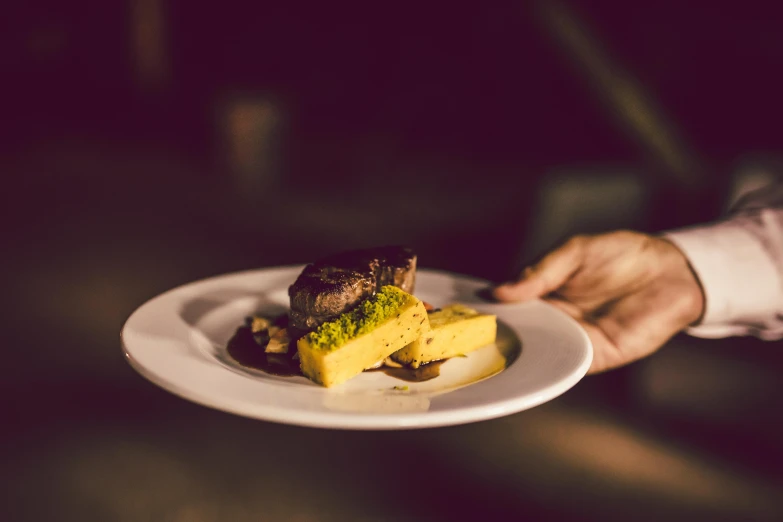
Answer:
[{"xmin": 121, "ymin": 267, "xmax": 592, "ymax": 430}]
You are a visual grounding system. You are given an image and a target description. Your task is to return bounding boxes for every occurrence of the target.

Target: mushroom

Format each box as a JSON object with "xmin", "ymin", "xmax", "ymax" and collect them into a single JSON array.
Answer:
[
  {"xmin": 265, "ymin": 327, "xmax": 291, "ymax": 354},
  {"xmin": 251, "ymin": 316, "xmax": 272, "ymax": 333},
  {"xmin": 382, "ymin": 357, "xmax": 403, "ymax": 368}
]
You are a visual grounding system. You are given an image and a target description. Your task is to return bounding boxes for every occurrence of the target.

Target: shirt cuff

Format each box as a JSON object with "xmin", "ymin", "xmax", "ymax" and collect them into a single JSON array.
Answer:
[{"xmin": 663, "ymin": 219, "xmax": 781, "ymax": 337}]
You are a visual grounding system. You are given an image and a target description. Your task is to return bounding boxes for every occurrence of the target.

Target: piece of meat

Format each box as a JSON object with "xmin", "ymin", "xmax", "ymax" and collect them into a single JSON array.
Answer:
[
  {"xmin": 288, "ymin": 268, "xmax": 375, "ymax": 333},
  {"xmin": 288, "ymin": 246, "xmax": 417, "ymax": 332}
]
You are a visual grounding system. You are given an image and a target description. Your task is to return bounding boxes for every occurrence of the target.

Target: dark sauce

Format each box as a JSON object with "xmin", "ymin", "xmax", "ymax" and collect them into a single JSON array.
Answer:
[
  {"xmin": 366, "ymin": 359, "xmax": 448, "ymax": 383},
  {"xmin": 226, "ymin": 325, "xmax": 302, "ymax": 377}
]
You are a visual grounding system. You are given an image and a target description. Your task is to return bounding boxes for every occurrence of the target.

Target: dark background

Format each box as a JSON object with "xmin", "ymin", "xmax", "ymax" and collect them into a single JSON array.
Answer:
[{"xmin": 2, "ymin": 1, "xmax": 782, "ymax": 520}]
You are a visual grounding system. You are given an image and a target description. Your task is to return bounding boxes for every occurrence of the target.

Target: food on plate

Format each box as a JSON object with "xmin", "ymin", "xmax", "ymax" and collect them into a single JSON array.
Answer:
[
  {"xmin": 288, "ymin": 246, "xmax": 416, "ymax": 332},
  {"xmin": 392, "ymin": 304, "xmax": 497, "ymax": 368},
  {"xmin": 297, "ymin": 285, "xmax": 430, "ymax": 387},
  {"xmin": 246, "ymin": 315, "xmax": 291, "ymax": 353},
  {"xmin": 226, "ymin": 246, "xmax": 505, "ymax": 387},
  {"xmin": 226, "ymin": 313, "xmax": 301, "ymax": 376}
]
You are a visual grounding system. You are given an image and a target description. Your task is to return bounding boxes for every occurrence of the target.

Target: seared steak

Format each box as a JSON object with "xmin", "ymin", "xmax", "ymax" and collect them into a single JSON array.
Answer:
[{"xmin": 288, "ymin": 246, "xmax": 417, "ymax": 332}]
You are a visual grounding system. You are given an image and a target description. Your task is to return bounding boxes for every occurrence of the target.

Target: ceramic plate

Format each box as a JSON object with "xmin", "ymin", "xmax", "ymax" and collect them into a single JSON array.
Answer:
[{"xmin": 122, "ymin": 267, "xmax": 592, "ymax": 429}]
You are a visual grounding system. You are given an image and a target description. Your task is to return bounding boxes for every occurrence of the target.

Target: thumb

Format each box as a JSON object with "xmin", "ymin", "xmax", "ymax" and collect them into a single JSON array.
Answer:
[{"xmin": 493, "ymin": 236, "xmax": 587, "ymax": 302}]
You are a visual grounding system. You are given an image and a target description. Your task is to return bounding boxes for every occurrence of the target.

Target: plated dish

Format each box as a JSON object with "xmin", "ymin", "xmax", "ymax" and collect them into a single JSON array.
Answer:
[
  {"xmin": 121, "ymin": 248, "xmax": 592, "ymax": 430},
  {"xmin": 225, "ymin": 247, "xmax": 501, "ymax": 388}
]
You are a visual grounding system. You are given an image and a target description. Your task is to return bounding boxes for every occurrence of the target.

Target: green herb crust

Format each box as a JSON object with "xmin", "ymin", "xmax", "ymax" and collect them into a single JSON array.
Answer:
[{"xmin": 304, "ymin": 286, "xmax": 411, "ymax": 351}]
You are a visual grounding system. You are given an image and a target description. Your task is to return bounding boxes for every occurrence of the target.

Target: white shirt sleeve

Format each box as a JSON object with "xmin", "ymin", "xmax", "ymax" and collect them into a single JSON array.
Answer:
[{"xmin": 663, "ymin": 183, "xmax": 783, "ymax": 340}]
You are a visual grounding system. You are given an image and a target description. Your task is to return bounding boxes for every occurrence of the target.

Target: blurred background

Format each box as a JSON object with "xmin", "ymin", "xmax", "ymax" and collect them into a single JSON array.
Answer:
[{"xmin": 2, "ymin": 1, "xmax": 782, "ymax": 520}]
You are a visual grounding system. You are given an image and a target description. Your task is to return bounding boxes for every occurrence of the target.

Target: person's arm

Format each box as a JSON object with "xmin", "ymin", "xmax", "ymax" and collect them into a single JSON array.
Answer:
[
  {"xmin": 492, "ymin": 181, "xmax": 783, "ymax": 374},
  {"xmin": 664, "ymin": 183, "xmax": 783, "ymax": 340}
]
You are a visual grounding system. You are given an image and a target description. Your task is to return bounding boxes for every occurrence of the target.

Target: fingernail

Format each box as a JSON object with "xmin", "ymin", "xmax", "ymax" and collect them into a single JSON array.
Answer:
[
  {"xmin": 491, "ymin": 284, "xmax": 511, "ymax": 296},
  {"xmin": 492, "ymin": 283, "xmax": 510, "ymax": 294}
]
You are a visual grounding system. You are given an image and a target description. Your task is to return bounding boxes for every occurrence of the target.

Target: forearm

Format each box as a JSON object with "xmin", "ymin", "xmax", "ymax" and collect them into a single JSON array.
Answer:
[{"xmin": 664, "ymin": 184, "xmax": 783, "ymax": 340}]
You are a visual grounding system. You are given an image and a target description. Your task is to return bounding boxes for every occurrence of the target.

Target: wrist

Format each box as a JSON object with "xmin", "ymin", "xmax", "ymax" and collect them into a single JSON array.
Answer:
[
  {"xmin": 659, "ymin": 237, "xmax": 706, "ymax": 326},
  {"xmin": 662, "ymin": 219, "xmax": 781, "ymax": 330}
]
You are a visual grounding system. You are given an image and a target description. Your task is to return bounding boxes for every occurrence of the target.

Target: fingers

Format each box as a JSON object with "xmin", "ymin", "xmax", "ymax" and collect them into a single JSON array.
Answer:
[
  {"xmin": 493, "ymin": 236, "xmax": 587, "ymax": 302},
  {"xmin": 543, "ymin": 298, "xmax": 617, "ymax": 374},
  {"xmin": 589, "ymin": 285, "xmax": 691, "ymax": 373},
  {"xmin": 582, "ymin": 322, "xmax": 622, "ymax": 374},
  {"xmin": 588, "ymin": 315, "xmax": 665, "ymax": 374}
]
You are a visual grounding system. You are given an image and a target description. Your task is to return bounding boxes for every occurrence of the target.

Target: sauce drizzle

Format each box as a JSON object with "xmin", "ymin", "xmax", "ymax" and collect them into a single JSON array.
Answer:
[{"xmin": 366, "ymin": 359, "xmax": 448, "ymax": 382}]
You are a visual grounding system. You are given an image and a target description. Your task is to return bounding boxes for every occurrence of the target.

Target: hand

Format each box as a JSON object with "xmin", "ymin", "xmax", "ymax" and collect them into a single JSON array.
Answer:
[{"xmin": 492, "ymin": 231, "xmax": 705, "ymax": 374}]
